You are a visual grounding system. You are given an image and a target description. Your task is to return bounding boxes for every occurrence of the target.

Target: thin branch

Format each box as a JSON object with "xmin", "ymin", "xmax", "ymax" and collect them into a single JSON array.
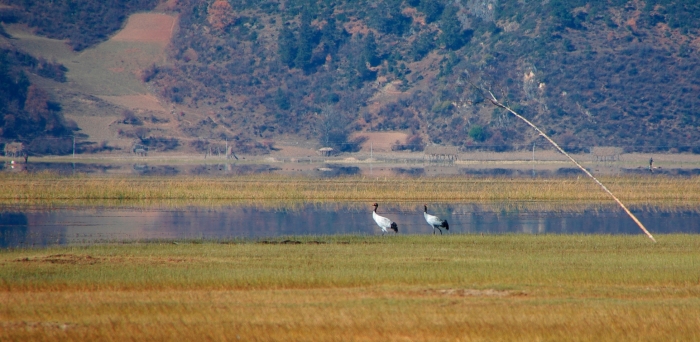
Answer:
[{"xmin": 476, "ymin": 86, "xmax": 656, "ymax": 242}]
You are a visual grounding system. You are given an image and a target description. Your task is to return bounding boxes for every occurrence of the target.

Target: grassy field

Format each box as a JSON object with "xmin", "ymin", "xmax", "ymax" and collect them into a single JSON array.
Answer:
[
  {"xmin": 2, "ymin": 174, "xmax": 699, "ymax": 340},
  {"xmin": 1, "ymin": 235, "xmax": 700, "ymax": 341},
  {"xmin": 2, "ymin": 173, "xmax": 700, "ymax": 206}
]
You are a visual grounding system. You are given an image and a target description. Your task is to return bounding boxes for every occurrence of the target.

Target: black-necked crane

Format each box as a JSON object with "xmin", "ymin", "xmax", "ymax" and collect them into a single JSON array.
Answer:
[
  {"xmin": 424, "ymin": 204, "xmax": 449, "ymax": 235},
  {"xmin": 372, "ymin": 203, "xmax": 398, "ymax": 235}
]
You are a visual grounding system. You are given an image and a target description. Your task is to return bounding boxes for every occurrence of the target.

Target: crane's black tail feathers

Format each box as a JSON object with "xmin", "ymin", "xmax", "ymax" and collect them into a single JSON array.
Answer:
[
  {"xmin": 390, "ymin": 222, "xmax": 398, "ymax": 233},
  {"xmin": 442, "ymin": 220, "xmax": 449, "ymax": 230}
]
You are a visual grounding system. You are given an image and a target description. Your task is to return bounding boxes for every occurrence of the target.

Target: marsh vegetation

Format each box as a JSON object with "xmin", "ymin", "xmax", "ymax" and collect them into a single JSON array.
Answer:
[
  {"xmin": 2, "ymin": 235, "xmax": 700, "ymax": 340},
  {"xmin": 2, "ymin": 173, "xmax": 699, "ymax": 206},
  {"xmin": 2, "ymin": 174, "xmax": 700, "ymax": 339}
]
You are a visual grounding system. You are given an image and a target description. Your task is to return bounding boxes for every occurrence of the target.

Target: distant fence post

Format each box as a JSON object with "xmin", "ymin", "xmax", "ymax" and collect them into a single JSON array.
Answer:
[
  {"xmin": 591, "ymin": 147, "xmax": 622, "ymax": 163},
  {"xmin": 424, "ymin": 145, "xmax": 459, "ymax": 165}
]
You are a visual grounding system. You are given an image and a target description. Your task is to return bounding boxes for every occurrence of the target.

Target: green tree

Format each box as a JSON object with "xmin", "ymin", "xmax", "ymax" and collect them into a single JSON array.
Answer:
[
  {"xmin": 278, "ymin": 26, "xmax": 297, "ymax": 68},
  {"xmin": 411, "ymin": 31, "xmax": 435, "ymax": 61},
  {"xmin": 368, "ymin": 0, "xmax": 411, "ymax": 35},
  {"xmin": 406, "ymin": 0, "xmax": 420, "ymax": 7},
  {"xmin": 548, "ymin": 0, "xmax": 583, "ymax": 30},
  {"xmin": 468, "ymin": 125, "xmax": 487, "ymax": 142},
  {"xmin": 320, "ymin": 17, "xmax": 346, "ymax": 56},
  {"xmin": 354, "ymin": 53, "xmax": 376, "ymax": 83},
  {"xmin": 418, "ymin": 0, "xmax": 444, "ymax": 23},
  {"xmin": 275, "ymin": 88, "xmax": 291, "ymax": 110},
  {"xmin": 439, "ymin": 5, "xmax": 469, "ymax": 50},
  {"xmin": 294, "ymin": 11, "xmax": 314, "ymax": 72},
  {"xmin": 362, "ymin": 31, "xmax": 380, "ymax": 67}
]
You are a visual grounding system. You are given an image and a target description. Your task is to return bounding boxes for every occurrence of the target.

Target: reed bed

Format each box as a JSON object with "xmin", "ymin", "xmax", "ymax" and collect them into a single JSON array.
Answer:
[
  {"xmin": 1, "ymin": 173, "xmax": 699, "ymax": 206},
  {"xmin": 1, "ymin": 234, "xmax": 700, "ymax": 341}
]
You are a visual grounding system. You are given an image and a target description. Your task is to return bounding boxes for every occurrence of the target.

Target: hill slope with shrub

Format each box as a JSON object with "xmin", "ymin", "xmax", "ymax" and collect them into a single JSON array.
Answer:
[
  {"xmin": 2, "ymin": 0, "xmax": 699, "ymax": 154},
  {"xmin": 152, "ymin": 0, "xmax": 700, "ymax": 153},
  {"xmin": 0, "ymin": 47, "xmax": 79, "ymax": 154}
]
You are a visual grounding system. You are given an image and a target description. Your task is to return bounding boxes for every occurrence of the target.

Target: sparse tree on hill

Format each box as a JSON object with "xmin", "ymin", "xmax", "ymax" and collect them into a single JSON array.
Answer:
[
  {"xmin": 278, "ymin": 26, "xmax": 297, "ymax": 68},
  {"xmin": 208, "ymin": 0, "xmax": 235, "ymax": 31},
  {"xmin": 440, "ymin": 5, "xmax": 469, "ymax": 50},
  {"xmin": 363, "ymin": 31, "xmax": 380, "ymax": 67},
  {"xmin": 320, "ymin": 17, "xmax": 346, "ymax": 56},
  {"xmin": 275, "ymin": 88, "xmax": 291, "ymax": 110},
  {"xmin": 295, "ymin": 9, "xmax": 316, "ymax": 72},
  {"xmin": 419, "ymin": 0, "xmax": 444, "ymax": 23}
]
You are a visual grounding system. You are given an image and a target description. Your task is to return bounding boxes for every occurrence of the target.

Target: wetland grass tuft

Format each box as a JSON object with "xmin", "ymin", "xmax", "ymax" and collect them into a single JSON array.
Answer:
[{"xmin": 2, "ymin": 235, "xmax": 700, "ymax": 340}]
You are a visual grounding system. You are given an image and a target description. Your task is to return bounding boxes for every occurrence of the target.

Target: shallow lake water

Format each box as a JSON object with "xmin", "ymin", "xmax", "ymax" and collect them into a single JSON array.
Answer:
[
  {"xmin": 5, "ymin": 160, "xmax": 700, "ymax": 177},
  {"xmin": 1, "ymin": 202, "xmax": 699, "ymax": 248}
]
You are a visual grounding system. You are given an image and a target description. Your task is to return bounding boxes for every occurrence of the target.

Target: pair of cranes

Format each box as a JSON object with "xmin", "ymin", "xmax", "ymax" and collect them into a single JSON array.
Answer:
[{"xmin": 372, "ymin": 203, "xmax": 449, "ymax": 235}]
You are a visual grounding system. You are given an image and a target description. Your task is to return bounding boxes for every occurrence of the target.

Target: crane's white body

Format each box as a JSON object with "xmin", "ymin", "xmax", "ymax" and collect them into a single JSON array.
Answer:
[
  {"xmin": 424, "ymin": 205, "xmax": 449, "ymax": 235},
  {"xmin": 372, "ymin": 203, "xmax": 398, "ymax": 235}
]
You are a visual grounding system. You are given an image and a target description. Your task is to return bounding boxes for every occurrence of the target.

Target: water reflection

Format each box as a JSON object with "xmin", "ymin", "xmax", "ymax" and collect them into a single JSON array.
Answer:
[
  {"xmin": 0, "ymin": 211, "xmax": 67, "ymax": 247},
  {"xmin": 133, "ymin": 164, "xmax": 179, "ymax": 176},
  {"xmin": 622, "ymin": 168, "xmax": 700, "ymax": 176},
  {"xmin": 5, "ymin": 162, "xmax": 285, "ymax": 176},
  {"xmin": 10, "ymin": 162, "xmax": 119, "ymax": 174},
  {"xmin": 317, "ymin": 164, "xmax": 361, "ymax": 177},
  {"xmin": 6, "ymin": 160, "xmax": 700, "ymax": 178},
  {"xmin": 459, "ymin": 168, "xmax": 587, "ymax": 177},
  {"xmin": 1, "ymin": 202, "xmax": 699, "ymax": 248},
  {"xmin": 392, "ymin": 167, "xmax": 425, "ymax": 176}
]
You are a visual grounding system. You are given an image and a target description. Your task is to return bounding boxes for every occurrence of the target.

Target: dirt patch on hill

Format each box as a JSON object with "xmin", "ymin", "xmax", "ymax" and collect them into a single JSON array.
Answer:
[
  {"xmin": 352, "ymin": 132, "xmax": 408, "ymax": 152},
  {"xmin": 269, "ymin": 145, "xmax": 318, "ymax": 158},
  {"xmin": 111, "ymin": 13, "xmax": 177, "ymax": 44},
  {"xmin": 63, "ymin": 115, "xmax": 119, "ymax": 142},
  {"xmin": 99, "ymin": 94, "xmax": 168, "ymax": 112}
]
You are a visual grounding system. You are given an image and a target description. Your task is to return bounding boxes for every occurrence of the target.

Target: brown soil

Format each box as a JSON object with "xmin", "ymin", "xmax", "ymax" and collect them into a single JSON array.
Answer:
[
  {"xmin": 99, "ymin": 94, "xmax": 168, "ymax": 112},
  {"xmin": 15, "ymin": 254, "xmax": 100, "ymax": 265},
  {"xmin": 352, "ymin": 132, "xmax": 409, "ymax": 152},
  {"xmin": 421, "ymin": 288, "xmax": 526, "ymax": 297},
  {"xmin": 63, "ymin": 114, "xmax": 135, "ymax": 149},
  {"xmin": 269, "ymin": 145, "xmax": 318, "ymax": 158}
]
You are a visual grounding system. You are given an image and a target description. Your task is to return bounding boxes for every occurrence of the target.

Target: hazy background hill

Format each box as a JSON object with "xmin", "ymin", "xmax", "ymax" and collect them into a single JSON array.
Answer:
[{"xmin": 1, "ymin": 0, "xmax": 699, "ymax": 156}]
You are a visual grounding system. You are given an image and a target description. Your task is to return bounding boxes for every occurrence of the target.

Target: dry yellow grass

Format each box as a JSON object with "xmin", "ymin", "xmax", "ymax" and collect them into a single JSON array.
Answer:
[
  {"xmin": 1, "ymin": 235, "xmax": 700, "ymax": 341},
  {"xmin": 1, "ymin": 173, "xmax": 699, "ymax": 206}
]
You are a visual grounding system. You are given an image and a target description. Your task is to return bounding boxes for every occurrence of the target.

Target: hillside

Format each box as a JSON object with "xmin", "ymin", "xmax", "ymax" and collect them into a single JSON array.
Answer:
[
  {"xmin": 0, "ymin": 45, "xmax": 79, "ymax": 154},
  {"xmin": 1, "ymin": 0, "xmax": 699, "ymax": 155}
]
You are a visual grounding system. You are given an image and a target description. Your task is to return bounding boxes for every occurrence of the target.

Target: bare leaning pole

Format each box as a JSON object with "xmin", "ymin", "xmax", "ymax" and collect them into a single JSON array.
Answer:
[{"xmin": 477, "ymin": 86, "xmax": 657, "ymax": 243}]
